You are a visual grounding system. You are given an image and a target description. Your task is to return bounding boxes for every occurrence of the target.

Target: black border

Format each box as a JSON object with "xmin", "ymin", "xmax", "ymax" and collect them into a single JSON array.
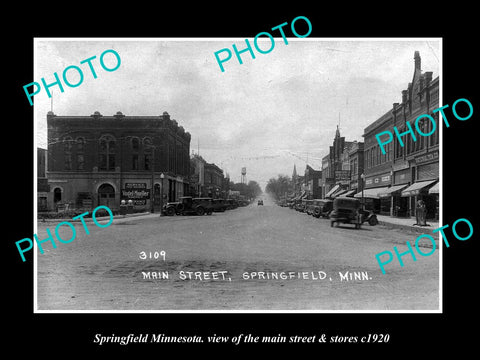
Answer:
[{"xmin": 7, "ymin": 5, "xmax": 478, "ymax": 354}]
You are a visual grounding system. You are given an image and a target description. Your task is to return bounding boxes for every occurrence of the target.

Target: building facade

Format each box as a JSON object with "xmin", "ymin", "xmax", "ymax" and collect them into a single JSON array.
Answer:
[
  {"xmin": 204, "ymin": 162, "xmax": 224, "ymax": 198},
  {"xmin": 304, "ymin": 165, "xmax": 322, "ymax": 199},
  {"xmin": 362, "ymin": 51, "xmax": 439, "ymax": 218},
  {"xmin": 37, "ymin": 147, "xmax": 51, "ymax": 211},
  {"xmin": 46, "ymin": 110, "xmax": 191, "ymax": 212}
]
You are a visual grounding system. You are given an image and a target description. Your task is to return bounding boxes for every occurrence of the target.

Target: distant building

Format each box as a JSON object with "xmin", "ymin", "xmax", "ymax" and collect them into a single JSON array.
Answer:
[
  {"xmin": 204, "ymin": 162, "xmax": 224, "ymax": 198},
  {"xmin": 323, "ymin": 126, "xmax": 356, "ymax": 199},
  {"xmin": 304, "ymin": 165, "xmax": 322, "ymax": 199}
]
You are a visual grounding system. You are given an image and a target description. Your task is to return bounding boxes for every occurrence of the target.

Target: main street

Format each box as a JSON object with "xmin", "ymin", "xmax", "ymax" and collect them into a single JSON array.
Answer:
[{"xmin": 36, "ymin": 195, "xmax": 440, "ymax": 311}]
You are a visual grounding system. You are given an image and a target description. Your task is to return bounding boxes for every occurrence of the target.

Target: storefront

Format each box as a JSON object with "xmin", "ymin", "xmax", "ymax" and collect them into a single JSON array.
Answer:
[{"xmin": 401, "ymin": 179, "xmax": 438, "ymax": 220}]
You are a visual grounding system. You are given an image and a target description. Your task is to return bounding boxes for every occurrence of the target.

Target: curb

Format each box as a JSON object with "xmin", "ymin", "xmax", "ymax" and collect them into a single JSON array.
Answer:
[
  {"xmin": 377, "ymin": 220, "xmax": 438, "ymax": 234},
  {"xmin": 37, "ymin": 212, "xmax": 155, "ymax": 224}
]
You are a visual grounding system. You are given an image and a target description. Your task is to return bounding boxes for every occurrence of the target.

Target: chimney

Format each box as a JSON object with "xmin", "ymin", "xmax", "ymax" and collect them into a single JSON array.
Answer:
[
  {"xmin": 402, "ymin": 90, "xmax": 408, "ymax": 103},
  {"xmin": 424, "ymin": 71, "xmax": 433, "ymax": 85}
]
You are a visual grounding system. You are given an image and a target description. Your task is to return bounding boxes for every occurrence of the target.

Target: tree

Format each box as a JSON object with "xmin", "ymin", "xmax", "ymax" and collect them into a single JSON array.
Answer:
[{"xmin": 266, "ymin": 175, "xmax": 292, "ymax": 200}]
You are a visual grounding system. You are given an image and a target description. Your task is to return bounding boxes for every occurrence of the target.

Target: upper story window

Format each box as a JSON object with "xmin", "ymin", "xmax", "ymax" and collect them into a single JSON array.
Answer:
[{"xmin": 99, "ymin": 135, "xmax": 116, "ymax": 171}]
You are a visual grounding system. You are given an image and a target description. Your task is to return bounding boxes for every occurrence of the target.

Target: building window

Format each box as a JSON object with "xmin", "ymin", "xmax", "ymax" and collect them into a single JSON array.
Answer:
[
  {"xmin": 144, "ymin": 154, "xmax": 152, "ymax": 171},
  {"xmin": 76, "ymin": 137, "xmax": 85, "ymax": 152},
  {"xmin": 131, "ymin": 137, "xmax": 140, "ymax": 152},
  {"xmin": 132, "ymin": 154, "xmax": 139, "ymax": 170},
  {"xmin": 65, "ymin": 154, "xmax": 72, "ymax": 170},
  {"xmin": 63, "ymin": 136, "xmax": 73, "ymax": 152},
  {"xmin": 99, "ymin": 135, "xmax": 116, "ymax": 171},
  {"xmin": 77, "ymin": 154, "xmax": 84, "ymax": 170}
]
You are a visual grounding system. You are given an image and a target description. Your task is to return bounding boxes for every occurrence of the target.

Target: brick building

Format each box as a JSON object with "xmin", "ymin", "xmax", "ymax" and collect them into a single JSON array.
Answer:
[
  {"xmin": 46, "ymin": 110, "xmax": 191, "ymax": 212},
  {"xmin": 360, "ymin": 51, "xmax": 439, "ymax": 218}
]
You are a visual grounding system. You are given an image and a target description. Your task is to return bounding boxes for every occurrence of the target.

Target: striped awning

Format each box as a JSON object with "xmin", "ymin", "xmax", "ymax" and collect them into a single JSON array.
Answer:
[
  {"xmin": 342, "ymin": 189, "xmax": 357, "ymax": 197},
  {"xmin": 428, "ymin": 182, "xmax": 440, "ymax": 194},
  {"xmin": 401, "ymin": 180, "xmax": 437, "ymax": 197},
  {"xmin": 378, "ymin": 184, "xmax": 409, "ymax": 198},
  {"xmin": 354, "ymin": 186, "xmax": 390, "ymax": 199},
  {"xmin": 325, "ymin": 184, "xmax": 340, "ymax": 198},
  {"xmin": 332, "ymin": 189, "xmax": 348, "ymax": 198}
]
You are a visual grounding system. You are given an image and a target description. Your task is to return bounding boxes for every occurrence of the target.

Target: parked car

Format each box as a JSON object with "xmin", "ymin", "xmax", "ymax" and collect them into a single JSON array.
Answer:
[
  {"xmin": 312, "ymin": 199, "xmax": 333, "ymax": 218},
  {"xmin": 287, "ymin": 199, "xmax": 296, "ymax": 209},
  {"xmin": 225, "ymin": 199, "xmax": 239, "ymax": 210},
  {"xmin": 359, "ymin": 208, "xmax": 378, "ymax": 226},
  {"xmin": 330, "ymin": 197, "xmax": 362, "ymax": 229},
  {"xmin": 162, "ymin": 196, "xmax": 213, "ymax": 216},
  {"xmin": 257, "ymin": 199, "xmax": 264, "ymax": 206},
  {"xmin": 239, "ymin": 199, "xmax": 249, "ymax": 207},
  {"xmin": 305, "ymin": 200, "xmax": 315, "ymax": 215},
  {"xmin": 212, "ymin": 199, "xmax": 227, "ymax": 212},
  {"xmin": 294, "ymin": 199, "xmax": 305, "ymax": 212}
]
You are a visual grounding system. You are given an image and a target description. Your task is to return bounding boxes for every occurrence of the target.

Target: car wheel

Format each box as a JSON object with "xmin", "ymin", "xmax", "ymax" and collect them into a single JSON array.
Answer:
[
  {"xmin": 330, "ymin": 221, "xmax": 334, "ymax": 227},
  {"xmin": 166, "ymin": 207, "xmax": 175, "ymax": 216},
  {"xmin": 196, "ymin": 207, "xmax": 205, "ymax": 216},
  {"xmin": 368, "ymin": 216, "xmax": 378, "ymax": 226}
]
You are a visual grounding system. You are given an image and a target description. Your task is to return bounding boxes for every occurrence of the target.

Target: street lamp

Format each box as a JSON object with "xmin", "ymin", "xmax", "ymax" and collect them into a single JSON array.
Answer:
[
  {"xmin": 160, "ymin": 173, "xmax": 165, "ymax": 216},
  {"xmin": 360, "ymin": 173, "xmax": 365, "ymax": 210}
]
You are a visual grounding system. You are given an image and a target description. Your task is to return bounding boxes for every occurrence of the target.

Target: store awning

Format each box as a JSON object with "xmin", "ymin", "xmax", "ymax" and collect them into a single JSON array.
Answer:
[
  {"xmin": 325, "ymin": 184, "xmax": 340, "ymax": 198},
  {"xmin": 429, "ymin": 182, "xmax": 440, "ymax": 194},
  {"xmin": 354, "ymin": 186, "xmax": 390, "ymax": 199},
  {"xmin": 378, "ymin": 184, "xmax": 409, "ymax": 198},
  {"xmin": 401, "ymin": 180, "xmax": 438, "ymax": 197},
  {"xmin": 342, "ymin": 189, "xmax": 356, "ymax": 197},
  {"xmin": 332, "ymin": 189, "xmax": 348, "ymax": 198}
]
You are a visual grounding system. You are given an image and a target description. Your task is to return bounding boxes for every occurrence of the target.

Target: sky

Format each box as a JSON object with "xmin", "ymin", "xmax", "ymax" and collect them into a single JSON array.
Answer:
[{"xmin": 34, "ymin": 38, "xmax": 440, "ymax": 189}]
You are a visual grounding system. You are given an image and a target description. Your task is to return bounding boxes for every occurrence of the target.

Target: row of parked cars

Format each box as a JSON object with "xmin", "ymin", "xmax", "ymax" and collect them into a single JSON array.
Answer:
[
  {"xmin": 278, "ymin": 197, "xmax": 378, "ymax": 229},
  {"xmin": 161, "ymin": 196, "xmax": 250, "ymax": 216}
]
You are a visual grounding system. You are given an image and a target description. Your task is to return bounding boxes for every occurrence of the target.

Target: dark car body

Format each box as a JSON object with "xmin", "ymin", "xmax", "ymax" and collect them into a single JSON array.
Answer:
[
  {"xmin": 330, "ymin": 197, "xmax": 362, "ymax": 229},
  {"xmin": 294, "ymin": 199, "xmax": 305, "ymax": 212},
  {"xmin": 312, "ymin": 199, "xmax": 333, "ymax": 218},
  {"xmin": 162, "ymin": 196, "xmax": 213, "ymax": 216},
  {"xmin": 225, "ymin": 199, "xmax": 239, "ymax": 210},
  {"xmin": 257, "ymin": 199, "xmax": 264, "ymax": 206},
  {"xmin": 212, "ymin": 199, "xmax": 227, "ymax": 212},
  {"xmin": 305, "ymin": 200, "xmax": 315, "ymax": 215}
]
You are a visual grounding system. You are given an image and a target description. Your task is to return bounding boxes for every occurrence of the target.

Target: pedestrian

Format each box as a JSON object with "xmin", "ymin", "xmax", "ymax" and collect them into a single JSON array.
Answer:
[{"xmin": 415, "ymin": 199, "xmax": 427, "ymax": 226}]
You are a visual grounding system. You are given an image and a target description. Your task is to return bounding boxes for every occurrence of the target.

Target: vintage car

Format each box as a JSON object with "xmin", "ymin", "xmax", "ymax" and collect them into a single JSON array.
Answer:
[
  {"xmin": 287, "ymin": 199, "xmax": 296, "ymax": 209},
  {"xmin": 294, "ymin": 199, "xmax": 305, "ymax": 212},
  {"xmin": 330, "ymin": 197, "xmax": 363, "ymax": 229},
  {"xmin": 312, "ymin": 199, "xmax": 333, "ymax": 218},
  {"xmin": 162, "ymin": 196, "xmax": 213, "ymax": 216},
  {"xmin": 304, "ymin": 199, "xmax": 315, "ymax": 215},
  {"xmin": 257, "ymin": 199, "xmax": 264, "ymax": 206},
  {"xmin": 212, "ymin": 199, "xmax": 227, "ymax": 212},
  {"xmin": 359, "ymin": 208, "xmax": 378, "ymax": 226},
  {"xmin": 225, "ymin": 199, "xmax": 239, "ymax": 210}
]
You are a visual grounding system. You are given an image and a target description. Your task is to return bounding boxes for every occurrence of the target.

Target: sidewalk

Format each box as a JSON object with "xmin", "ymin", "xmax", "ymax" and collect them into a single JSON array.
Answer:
[
  {"xmin": 37, "ymin": 211, "xmax": 159, "ymax": 224},
  {"xmin": 376, "ymin": 214, "xmax": 440, "ymax": 234}
]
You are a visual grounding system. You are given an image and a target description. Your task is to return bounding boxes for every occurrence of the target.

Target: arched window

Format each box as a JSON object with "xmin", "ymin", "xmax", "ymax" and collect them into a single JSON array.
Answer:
[
  {"xmin": 99, "ymin": 135, "xmax": 116, "ymax": 171},
  {"xmin": 63, "ymin": 136, "xmax": 73, "ymax": 152}
]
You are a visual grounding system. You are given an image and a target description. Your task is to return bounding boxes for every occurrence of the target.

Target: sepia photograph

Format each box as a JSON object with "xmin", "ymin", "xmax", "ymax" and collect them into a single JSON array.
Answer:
[{"xmin": 33, "ymin": 38, "xmax": 441, "ymax": 312}]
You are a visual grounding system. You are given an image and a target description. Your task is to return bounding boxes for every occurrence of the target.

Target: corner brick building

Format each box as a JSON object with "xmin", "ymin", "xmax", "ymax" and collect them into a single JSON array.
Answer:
[{"xmin": 46, "ymin": 110, "xmax": 191, "ymax": 212}]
